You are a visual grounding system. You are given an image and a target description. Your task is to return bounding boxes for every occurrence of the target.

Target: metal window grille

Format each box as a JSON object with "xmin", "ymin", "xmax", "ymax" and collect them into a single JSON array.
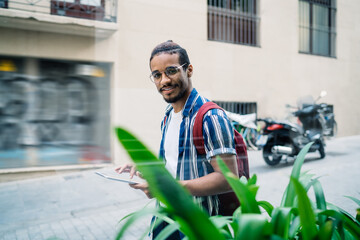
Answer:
[
  {"xmin": 299, "ymin": 0, "xmax": 336, "ymax": 57},
  {"xmin": 208, "ymin": 0, "xmax": 260, "ymax": 46},
  {"xmin": 51, "ymin": 0, "xmax": 106, "ymax": 21},
  {"xmin": 214, "ymin": 101, "xmax": 257, "ymax": 116},
  {"xmin": 0, "ymin": 0, "xmax": 116, "ymax": 22}
]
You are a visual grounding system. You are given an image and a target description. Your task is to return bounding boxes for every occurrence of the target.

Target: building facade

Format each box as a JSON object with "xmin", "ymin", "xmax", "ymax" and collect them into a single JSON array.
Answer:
[{"xmin": 0, "ymin": 0, "xmax": 359, "ymax": 169}]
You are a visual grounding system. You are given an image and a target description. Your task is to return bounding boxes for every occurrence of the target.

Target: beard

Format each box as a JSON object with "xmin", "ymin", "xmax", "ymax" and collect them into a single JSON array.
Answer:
[
  {"xmin": 163, "ymin": 87, "xmax": 187, "ymax": 103},
  {"xmin": 161, "ymin": 84, "xmax": 187, "ymax": 104}
]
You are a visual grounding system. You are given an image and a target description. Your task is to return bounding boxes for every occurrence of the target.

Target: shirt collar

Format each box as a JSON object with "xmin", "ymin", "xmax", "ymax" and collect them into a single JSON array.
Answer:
[
  {"xmin": 182, "ymin": 88, "xmax": 199, "ymax": 117},
  {"xmin": 163, "ymin": 88, "xmax": 200, "ymax": 118}
]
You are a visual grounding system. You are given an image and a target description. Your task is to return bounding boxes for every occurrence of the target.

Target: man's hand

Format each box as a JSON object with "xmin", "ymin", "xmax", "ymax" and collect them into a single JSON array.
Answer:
[
  {"xmin": 115, "ymin": 163, "xmax": 140, "ymax": 179},
  {"xmin": 129, "ymin": 182, "xmax": 152, "ymax": 199},
  {"xmin": 180, "ymin": 153, "xmax": 237, "ymax": 197},
  {"xmin": 115, "ymin": 164, "xmax": 151, "ymax": 198}
]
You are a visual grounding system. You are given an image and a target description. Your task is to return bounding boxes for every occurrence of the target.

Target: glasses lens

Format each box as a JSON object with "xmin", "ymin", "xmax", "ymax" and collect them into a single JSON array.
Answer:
[
  {"xmin": 150, "ymin": 65, "xmax": 184, "ymax": 82},
  {"xmin": 165, "ymin": 66, "xmax": 179, "ymax": 76},
  {"xmin": 151, "ymin": 72, "xmax": 162, "ymax": 81}
]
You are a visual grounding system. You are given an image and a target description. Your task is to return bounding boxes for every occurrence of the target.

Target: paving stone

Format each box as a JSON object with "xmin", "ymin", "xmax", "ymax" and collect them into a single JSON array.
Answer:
[
  {"xmin": 0, "ymin": 231, "xmax": 17, "ymax": 240},
  {"xmin": 28, "ymin": 225, "xmax": 42, "ymax": 240},
  {"xmin": 15, "ymin": 229, "xmax": 30, "ymax": 240}
]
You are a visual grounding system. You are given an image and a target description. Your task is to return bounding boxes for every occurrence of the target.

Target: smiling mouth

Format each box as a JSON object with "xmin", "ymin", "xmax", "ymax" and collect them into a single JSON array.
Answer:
[{"xmin": 161, "ymin": 85, "xmax": 177, "ymax": 93}]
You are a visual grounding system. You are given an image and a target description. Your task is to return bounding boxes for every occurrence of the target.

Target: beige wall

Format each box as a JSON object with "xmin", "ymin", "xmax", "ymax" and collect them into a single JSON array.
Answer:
[
  {"xmin": 1, "ymin": 0, "xmax": 359, "ymax": 164},
  {"xmin": 0, "ymin": 28, "xmax": 119, "ymax": 62},
  {"xmin": 112, "ymin": 0, "xmax": 360, "ymax": 162}
]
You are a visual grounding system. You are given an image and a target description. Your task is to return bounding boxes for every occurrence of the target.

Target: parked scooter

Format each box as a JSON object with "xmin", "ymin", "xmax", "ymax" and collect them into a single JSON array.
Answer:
[{"xmin": 258, "ymin": 91, "xmax": 334, "ymax": 166}]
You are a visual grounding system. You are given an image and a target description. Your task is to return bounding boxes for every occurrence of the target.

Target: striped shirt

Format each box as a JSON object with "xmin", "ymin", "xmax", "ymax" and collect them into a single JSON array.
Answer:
[{"xmin": 159, "ymin": 88, "xmax": 236, "ymax": 215}]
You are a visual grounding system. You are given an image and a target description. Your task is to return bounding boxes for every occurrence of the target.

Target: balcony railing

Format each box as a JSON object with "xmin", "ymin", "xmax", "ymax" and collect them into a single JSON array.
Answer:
[{"xmin": 0, "ymin": 0, "xmax": 117, "ymax": 22}]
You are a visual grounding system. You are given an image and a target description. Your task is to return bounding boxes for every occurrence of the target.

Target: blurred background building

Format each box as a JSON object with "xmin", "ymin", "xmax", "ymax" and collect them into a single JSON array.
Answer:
[{"xmin": 0, "ymin": 0, "xmax": 359, "ymax": 170}]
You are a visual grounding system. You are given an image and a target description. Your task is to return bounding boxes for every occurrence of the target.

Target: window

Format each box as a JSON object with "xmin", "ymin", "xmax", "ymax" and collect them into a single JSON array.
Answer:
[
  {"xmin": 51, "ymin": 0, "xmax": 105, "ymax": 21},
  {"xmin": 214, "ymin": 101, "xmax": 257, "ymax": 115},
  {"xmin": 208, "ymin": 0, "xmax": 259, "ymax": 46},
  {"xmin": 0, "ymin": 0, "xmax": 8, "ymax": 8},
  {"xmin": 299, "ymin": 0, "xmax": 336, "ymax": 57}
]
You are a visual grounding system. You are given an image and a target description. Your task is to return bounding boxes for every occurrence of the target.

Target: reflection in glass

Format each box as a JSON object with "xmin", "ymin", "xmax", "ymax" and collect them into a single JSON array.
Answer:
[{"xmin": 0, "ymin": 58, "xmax": 111, "ymax": 169}]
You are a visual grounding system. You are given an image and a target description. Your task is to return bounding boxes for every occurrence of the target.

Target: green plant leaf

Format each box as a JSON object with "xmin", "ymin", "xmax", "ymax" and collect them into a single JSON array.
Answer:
[
  {"xmin": 115, "ymin": 127, "xmax": 225, "ymax": 240},
  {"xmin": 115, "ymin": 128, "xmax": 360, "ymax": 240},
  {"xmin": 210, "ymin": 215, "xmax": 232, "ymax": 229},
  {"xmin": 239, "ymin": 175, "xmax": 248, "ymax": 185},
  {"xmin": 271, "ymin": 207, "xmax": 295, "ymax": 239},
  {"xmin": 301, "ymin": 172, "xmax": 317, "ymax": 192},
  {"xmin": 247, "ymin": 174, "xmax": 257, "ymax": 185},
  {"xmin": 116, "ymin": 207, "xmax": 160, "ymax": 240},
  {"xmin": 269, "ymin": 236, "xmax": 285, "ymax": 240},
  {"xmin": 210, "ymin": 215, "xmax": 233, "ymax": 238},
  {"xmin": 234, "ymin": 214, "xmax": 271, "ymax": 240},
  {"xmin": 217, "ymin": 156, "xmax": 261, "ymax": 214},
  {"xmin": 312, "ymin": 179, "xmax": 327, "ymax": 225},
  {"xmin": 327, "ymin": 203, "xmax": 360, "ymax": 225},
  {"xmin": 290, "ymin": 142, "xmax": 314, "ymax": 179},
  {"xmin": 319, "ymin": 209, "xmax": 360, "ymax": 239},
  {"xmin": 332, "ymin": 229, "xmax": 342, "ymax": 240},
  {"xmin": 229, "ymin": 221, "xmax": 239, "ymax": 238},
  {"xmin": 345, "ymin": 196, "xmax": 360, "ymax": 207},
  {"xmin": 288, "ymin": 215, "xmax": 300, "ymax": 239},
  {"xmin": 290, "ymin": 177, "xmax": 318, "ymax": 240},
  {"xmin": 281, "ymin": 142, "xmax": 314, "ymax": 207},
  {"xmin": 115, "ymin": 127, "xmax": 159, "ymax": 162},
  {"xmin": 258, "ymin": 200, "xmax": 274, "ymax": 216},
  {"xmin": 318, "ymin": 220, "xmax": 335, "ymax": 240},
  {"xmin": 116, "ymin": 207, "xmax": 179, "ymax": 240},
  {"xmin": 154, "ymin": 221, "xmax": 181, "ymax": 240},
  {"xmin": 232, "ymin": 207, "xmax": 243, "ymax": 222}
]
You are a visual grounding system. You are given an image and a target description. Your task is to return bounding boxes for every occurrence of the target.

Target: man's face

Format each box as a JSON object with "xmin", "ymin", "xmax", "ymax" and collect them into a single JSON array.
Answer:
[{"xmin": 150, "ymin": 53, "xmax": 192, "ymax": 104}]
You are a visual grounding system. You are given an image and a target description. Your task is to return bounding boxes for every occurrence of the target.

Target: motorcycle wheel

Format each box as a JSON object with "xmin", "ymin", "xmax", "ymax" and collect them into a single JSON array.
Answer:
[
  {"xmin": 319, "ymin": 141, "xmax": 326, "ymax": 159},
  {"xmin": 263, "ymin": 142, "xmax": 282, "ymax": 166}
]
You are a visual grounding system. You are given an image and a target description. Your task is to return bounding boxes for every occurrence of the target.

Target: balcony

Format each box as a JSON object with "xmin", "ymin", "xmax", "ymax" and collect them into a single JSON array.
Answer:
[{"xmin": 0, "ymin": 0, "xmax": 118, "ymax": 38}]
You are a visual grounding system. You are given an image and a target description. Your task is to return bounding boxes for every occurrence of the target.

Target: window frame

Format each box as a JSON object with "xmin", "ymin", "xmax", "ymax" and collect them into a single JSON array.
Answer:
[
  {"xmin": 299, "ymin": 0, "xmax": 336, "ymax": 57},
  {"xmin": 207, "ymin": 0, "xmax": 260, "ymax": 47}
]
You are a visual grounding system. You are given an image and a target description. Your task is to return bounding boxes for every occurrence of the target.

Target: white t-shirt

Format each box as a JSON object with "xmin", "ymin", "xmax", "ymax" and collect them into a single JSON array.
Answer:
[{"xmin": 164, "ymin": 110, "xmax": 182, "ymax": 178}]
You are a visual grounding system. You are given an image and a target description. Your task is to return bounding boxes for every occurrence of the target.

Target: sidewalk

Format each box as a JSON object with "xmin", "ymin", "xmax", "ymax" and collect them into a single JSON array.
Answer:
[
  {"xmin": 1, "ymin": 135, "xmax": 359, "ymax": 240},
  {"xmin": 0, "ymin": 167, "xmax": 152, "ymax": 240}
]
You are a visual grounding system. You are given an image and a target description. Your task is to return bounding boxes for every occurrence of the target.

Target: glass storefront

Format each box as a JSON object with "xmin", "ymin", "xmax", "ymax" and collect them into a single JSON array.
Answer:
[{"xmin": 0, "ymin": 57, "xmax": 111, "ymax": 168}]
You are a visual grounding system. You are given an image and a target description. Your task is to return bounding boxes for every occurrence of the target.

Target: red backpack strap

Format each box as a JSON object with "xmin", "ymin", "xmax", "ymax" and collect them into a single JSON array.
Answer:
[
  {"xmin": 193, "ymin": 102, "xmax": 249, "ymax": 179},
  {"xmin": 193, "ymin": 102, "xmax": 223, "ymax": 155},
  {"xmin": 233, "ymin": 129, "xmax": 249, "ymax": 179},
  {"xmin": 193, "ymin": 102, "xmax": 250, "ymax": 216}
]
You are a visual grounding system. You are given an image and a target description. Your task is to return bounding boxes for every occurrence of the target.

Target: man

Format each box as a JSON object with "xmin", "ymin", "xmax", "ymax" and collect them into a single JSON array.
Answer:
[{"xmin": 117, "ymin": 40, "xmax": 238, "ymax": 239}]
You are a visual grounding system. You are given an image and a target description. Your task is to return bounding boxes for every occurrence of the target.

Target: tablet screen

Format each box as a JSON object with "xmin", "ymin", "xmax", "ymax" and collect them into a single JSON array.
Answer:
[{"xmin": 95, "ymin": 171, "xmax": 144, "ymax": 184}]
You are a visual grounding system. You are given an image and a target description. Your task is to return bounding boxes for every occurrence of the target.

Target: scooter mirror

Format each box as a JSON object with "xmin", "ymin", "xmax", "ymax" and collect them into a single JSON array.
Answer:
[{"xmin": 320, "ymin": 90, "xmax": 327, "ymax": 98}]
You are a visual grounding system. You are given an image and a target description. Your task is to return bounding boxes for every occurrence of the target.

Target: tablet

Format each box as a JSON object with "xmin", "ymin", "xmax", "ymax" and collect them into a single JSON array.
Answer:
[{"xmin": 95, "ymin": 171, "xmax": 143, "ymax": 184}]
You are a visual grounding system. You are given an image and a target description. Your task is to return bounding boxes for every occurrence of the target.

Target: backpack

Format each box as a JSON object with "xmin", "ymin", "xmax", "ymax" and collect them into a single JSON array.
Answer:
[{"xmin": 193, "ymin": 102, "xmax": 249, "ymax": 216}]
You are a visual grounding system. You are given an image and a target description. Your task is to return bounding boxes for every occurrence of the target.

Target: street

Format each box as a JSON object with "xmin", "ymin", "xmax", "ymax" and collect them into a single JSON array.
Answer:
[
  {"xmin": 0, "ymin": 135, "xmax": 359, "ymax": 240},
  {"xmin": 251, "ymin": 135, "xmax": 360, "ymax": 214}
]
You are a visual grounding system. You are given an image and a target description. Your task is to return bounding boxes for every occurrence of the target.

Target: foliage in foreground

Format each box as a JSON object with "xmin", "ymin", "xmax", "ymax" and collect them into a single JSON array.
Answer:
[{"xmin": 114, "ymin": 127, "xmax": 360, "ymax": 240}]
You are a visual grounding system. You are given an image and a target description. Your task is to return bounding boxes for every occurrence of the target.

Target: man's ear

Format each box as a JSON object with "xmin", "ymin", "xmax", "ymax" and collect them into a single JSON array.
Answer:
[{"xmin": 187, "ymin": 64, "xmax": 193, "ymax": 78}]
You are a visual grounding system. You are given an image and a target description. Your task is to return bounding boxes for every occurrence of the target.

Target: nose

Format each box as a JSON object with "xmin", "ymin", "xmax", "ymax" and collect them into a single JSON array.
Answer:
[{"xmin": 159, "ymin": 72, "xmax": 171, "ymax": 83}]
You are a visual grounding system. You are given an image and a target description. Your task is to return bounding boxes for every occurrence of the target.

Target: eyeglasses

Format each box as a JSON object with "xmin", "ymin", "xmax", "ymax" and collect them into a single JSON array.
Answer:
[{"xmin": 149, "ymin": 63, "xmax": 186, "ymax": 83}]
